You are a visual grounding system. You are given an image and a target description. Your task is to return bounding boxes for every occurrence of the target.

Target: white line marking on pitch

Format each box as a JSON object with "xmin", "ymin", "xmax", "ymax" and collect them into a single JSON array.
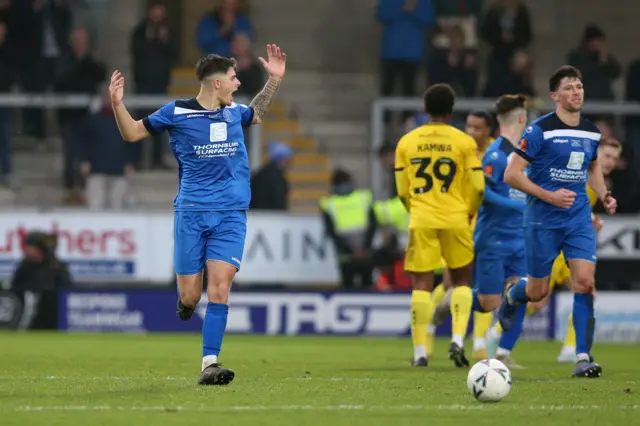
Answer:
[
  {"xmin": 15, "ymin": 405, "xmax": 640, "ymax": 412},
  {"xmin": 0, "ymin": 376, "xmax": 378, "ymax": 382}
]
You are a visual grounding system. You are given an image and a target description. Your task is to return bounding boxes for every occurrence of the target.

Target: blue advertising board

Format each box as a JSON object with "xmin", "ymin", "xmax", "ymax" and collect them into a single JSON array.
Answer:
[{"xmin": 58, "ymin": 290, "xmax": 555, "ymax": 339}]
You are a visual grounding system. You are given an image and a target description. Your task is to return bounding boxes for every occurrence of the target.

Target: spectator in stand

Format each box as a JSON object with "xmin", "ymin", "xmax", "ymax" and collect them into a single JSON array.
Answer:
[
  {"xmin": 567, "ymin": 24, "xmax": 621, "ymax": 101},
  {"xmin": 54, "ymin": 27, "xmax": 106, "ymax": 205},
  {"xmin": 249, "ymin": 142, "xmax": 292, "ymax": 211},
  {"xmin": 480, "ymin": 0, "xmax": 531, "ymax": 96},
  {"xmin": 232, "ymin": 33, "xmax": 263, "ymax": 99},
  {"xmin": 15, "ymin": 0, "xmax": 71, "ymax": 144},
  {"xmin": 376, "ymin": 0, "xmax": 435, "ymax": 121},
  {"xmin": 0, "ymin": 20, "xmax": 14, "ymax": 188},
  {"xmin": 131, "ymin": 2, "xmax": 176, "ymax": 170},
  {"xmin": 79, "ymin": 87, "xmax": 135, "ymax": 211},
  {"xmin": 482, "ymin": 49, "xmax": 535, "ymax": 98},
  {"xmin": 196, "ymin": 0, "xmax": 252, "ymax": 58},
  {"xmin": 427, "ymin": 24, "xmax": 477, "ymax": 97}
]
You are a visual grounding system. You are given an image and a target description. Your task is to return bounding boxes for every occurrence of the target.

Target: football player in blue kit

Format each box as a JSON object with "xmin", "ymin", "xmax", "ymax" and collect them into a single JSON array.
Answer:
[
  {"xmin": 109, "ymin": 44, "xmax": 287, "ymax": 385},
  {"xmin": 471, "ymin": 94, "xmax": 529, "ymax": 368},
  {"xmin": 499, "ymin": 66, "xmax": 617, "ymax": 378}
]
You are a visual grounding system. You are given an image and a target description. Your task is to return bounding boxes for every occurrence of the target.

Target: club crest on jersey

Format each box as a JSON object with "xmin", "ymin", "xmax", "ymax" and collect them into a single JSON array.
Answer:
[
  {"xmin": 582, "ymin": 139, "xmax": 592, "ymax": 153},
  {"xmin": 484, "ymin": 165, "xmax": 494, "ymax": 177},
  {"xmin": 223, "ymin": 109, "xmax": 232, "ymax": 122},
  {"xmin": 525, "ymin": 126, "xmax": 533, "ymax": 133},
  {"xmin": 519, "ymin": 138, "xmax": 527, "ymax": 151}
]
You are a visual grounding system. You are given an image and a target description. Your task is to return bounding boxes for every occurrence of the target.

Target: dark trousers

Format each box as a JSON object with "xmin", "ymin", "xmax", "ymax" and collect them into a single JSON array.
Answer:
[
  {"xmin": 0, "ymin": 108, "xmax": 12, "ymax": 177},
  {"xmin": 59, "ymin": 122, "xmax": 84, "ymax": 191},
  {"xmin": 380, "ymin": 59, "xmax": 420, "ymax": 122},
  {"xmin": 339, "ymin": 258, "xmax": 373, "ymax": 289},
  {"xmin": 20, "ymin": 57, "xmax": 58, "ymax": 140}
]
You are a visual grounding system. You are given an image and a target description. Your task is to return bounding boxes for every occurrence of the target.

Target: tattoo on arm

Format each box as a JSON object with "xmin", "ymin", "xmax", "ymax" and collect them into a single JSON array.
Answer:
[{"xmin": 250, "ymin": 77, "xmax": 282, "ymax": 124}]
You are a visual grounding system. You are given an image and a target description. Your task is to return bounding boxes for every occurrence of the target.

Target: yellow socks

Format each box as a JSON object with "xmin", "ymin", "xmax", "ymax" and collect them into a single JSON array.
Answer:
[
  {"xmin": 431, "ymin": 283, "xmax": 447, "ymax": 306},
  {"xmin": 425, "ymin": 283, "xmax": 446, "ymax": 356},
  {"xmin": 411, "ymin": 290, "xmax": 433, "ymax": 360},
  {"xmin": 451, "ymin": 286, "xmax": 472, "ymax": 347},
  {"xmin": 564, "ymin": 313, "xmax": 576, "ymax": 348},
  {"xmin": 472, "ymin": 312, "xmax": 493, "ymax": 355}
]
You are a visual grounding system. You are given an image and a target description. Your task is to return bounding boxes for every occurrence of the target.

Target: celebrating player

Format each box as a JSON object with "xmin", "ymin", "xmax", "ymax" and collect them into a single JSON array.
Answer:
[
  {"xmin": 109, "ymin": 44, "xmax": 287, "ymax": 385},
  {"xmin": 471, "ymin": 94, "xmax": 529, "ymax": 368},
  {"xmin": 498, "ymin": 65, "xmax": 616, "ymax": 378},
  {"xmin": 395, "ymin": 84, "xmax": 485, "ymax": 367}
]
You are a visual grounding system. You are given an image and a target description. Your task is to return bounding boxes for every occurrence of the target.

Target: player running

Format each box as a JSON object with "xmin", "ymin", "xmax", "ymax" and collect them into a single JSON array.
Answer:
[
  {"xmin": 486, "ymin": 136, "xmax": 621, "ymax": 363},
  {"xmin": 109, "ymin": 44, "xmax": 287, "ymax": 385},
  {"xmin": 395, "ymin": 84, "xmax": 485, "ymax": 368},
  {"xmin": 471, "ymin": 94, "xmax": 529, "ymax": 368},
  {"xmin": 498, "ymin": 65, "xmax": 617, "ymax": 378}
]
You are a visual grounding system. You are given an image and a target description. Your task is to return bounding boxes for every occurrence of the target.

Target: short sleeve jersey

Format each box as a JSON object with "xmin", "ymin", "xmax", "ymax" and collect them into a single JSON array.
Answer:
[
  {"xmin": 515, "ymin": 113, "xmax": 601, "ymax": 229},
  {"xmin": 143, "ymin": 98, "xmax": 254, "ymax": 211}
]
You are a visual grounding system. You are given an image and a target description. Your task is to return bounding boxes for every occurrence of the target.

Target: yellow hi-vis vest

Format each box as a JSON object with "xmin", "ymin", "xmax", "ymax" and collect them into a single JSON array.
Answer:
[
  {"xmin": 319, "ymin": 189, "xmax": 373, "ymax": 251},
  {"xmin": 373, "ymin": 197, "xmax": 409, "ymax": 233}
]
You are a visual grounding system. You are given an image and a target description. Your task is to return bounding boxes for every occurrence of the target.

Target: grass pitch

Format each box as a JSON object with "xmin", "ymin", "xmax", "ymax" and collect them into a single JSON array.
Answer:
[{"xmin": 0, "ymin": 332, "xmax": 638, "ymax": 425}]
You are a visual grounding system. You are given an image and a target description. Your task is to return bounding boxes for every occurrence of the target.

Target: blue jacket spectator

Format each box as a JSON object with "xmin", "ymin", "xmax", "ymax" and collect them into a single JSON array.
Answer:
[
  {"xmin": 196, "ymin": 1, "xmax": 252, "ymax": 58},
  {"xmin": 377, "ymin": 0, "xmax": 434, "ymax": 63}
]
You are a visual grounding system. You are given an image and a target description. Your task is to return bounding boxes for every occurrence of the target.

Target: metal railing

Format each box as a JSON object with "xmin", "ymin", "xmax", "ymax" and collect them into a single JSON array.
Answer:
[
  {"xmin": 0, "ymin": 93, "xmax": 263, "ymax": 171},
  {"xmin": 370, "ymin": 97, "xmax": 640, "ymax": 199}
]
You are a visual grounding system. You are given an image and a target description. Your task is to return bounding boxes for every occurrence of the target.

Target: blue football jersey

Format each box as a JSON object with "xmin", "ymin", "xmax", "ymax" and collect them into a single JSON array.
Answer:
[
  {"xmin": 515, "ymin": 113, "xmax": 600, "ymax": 229},
  {"xmin": 474, "ymin": 137, "xmax": 526, "ymax": 249},
  {"xmin": 142, "ymin": 98, "xmax": 254, "ymax": 211}
]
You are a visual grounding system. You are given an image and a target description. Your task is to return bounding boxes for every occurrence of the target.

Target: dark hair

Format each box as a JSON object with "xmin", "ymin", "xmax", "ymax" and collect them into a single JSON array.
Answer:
[
  {"xmin": 195, "ymin": 54, "xmax": 237, "ymax": 81},
  {"xmin": 549, "ymin": 65, "xmax": 582, "ymax": 92},
  {"xmin": 423, "ymin": 84, "xmax": 455, "ymax": 117},
  {"xmin": 468, "ymin": 110, "xmax": 493, "ymax": 128},
  {"xmin": 495, "ymin": 94, "xmax": 527, "ymax": 116}
]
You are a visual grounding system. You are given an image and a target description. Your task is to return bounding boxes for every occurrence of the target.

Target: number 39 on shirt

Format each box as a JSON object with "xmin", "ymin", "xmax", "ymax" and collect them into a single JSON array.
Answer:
[{"xmin": 410, "ymin": 157, "xmax": 457, "ymax": 194}]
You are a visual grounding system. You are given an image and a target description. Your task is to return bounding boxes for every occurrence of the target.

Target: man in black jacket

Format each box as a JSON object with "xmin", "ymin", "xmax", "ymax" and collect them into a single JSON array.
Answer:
[{"xmin": 250, "ymin": 142, "xmax": 292, "ymax": 211}]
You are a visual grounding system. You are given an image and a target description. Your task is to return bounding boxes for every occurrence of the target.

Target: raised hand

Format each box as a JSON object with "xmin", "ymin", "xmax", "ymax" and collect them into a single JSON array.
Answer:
[
  {"xmin": 109, "ymin": 71, "xmax": 125, "ymax": 107},
  {"xmin": 258, "ymin": 44, "xmax": 287, "ymax": 79}
]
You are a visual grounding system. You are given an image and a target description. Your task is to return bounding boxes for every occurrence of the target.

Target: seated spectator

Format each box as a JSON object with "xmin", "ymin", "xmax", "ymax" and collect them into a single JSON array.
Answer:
[
  {"xmin": 482, "ymin": 49, "xmax": 535, "ymax": 98},
  {"xmin": 625, "ymin": 58, "xmax": 640, "ymax": 170},
  {"xmin": 427, "ymin": 24, "xmax": 477, "ymax": 97},
  {"xmin": 78, "ymin": 88, "xmax": 135, "ymax": 211},
  {"xmin": 196, "ymin": 0, "xmax": 252, "ymax": 57},
  {"xmin": 567, "ymin": 24, "xmax": 621, "ymax": 100}
]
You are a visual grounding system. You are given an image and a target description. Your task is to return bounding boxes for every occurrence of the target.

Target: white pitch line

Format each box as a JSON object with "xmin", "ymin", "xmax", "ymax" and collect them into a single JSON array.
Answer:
[
  {"xmin": 15, "ymin": 405, "xmax": 640, "ymax": 413},
  {"xmin": 0, "ymin": 376, "xmax": 378, "ymax": 382}
]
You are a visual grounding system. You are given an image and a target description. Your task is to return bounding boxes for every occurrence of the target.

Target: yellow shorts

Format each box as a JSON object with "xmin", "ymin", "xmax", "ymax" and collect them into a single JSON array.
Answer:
[
  {"xmin": 405, "ymin": 227, "xmax": 473, "ymax": 272},
  {"xmin": 549, "ymin": 252, "xmax": 571, "ymax": 290}
]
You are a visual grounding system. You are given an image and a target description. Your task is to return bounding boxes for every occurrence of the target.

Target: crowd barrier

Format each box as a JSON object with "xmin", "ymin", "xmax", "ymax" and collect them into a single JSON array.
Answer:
[
  {"xmin": 0, "ymin": 211, "xmax": 639, "ymax": 285},
  {"xmin": 2, "ymin": 288, "xmax": 638, "ymax": 342}
]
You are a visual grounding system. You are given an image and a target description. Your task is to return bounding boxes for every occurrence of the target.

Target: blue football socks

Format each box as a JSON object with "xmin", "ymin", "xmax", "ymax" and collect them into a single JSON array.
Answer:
[
  {"xmin": 573, "ymin": 293, "xmax": 595, "ymax": 357},
  {"xmin": 202, "ymin": 302, "xmax": 229, "ymax": 358},
  {"xmin": 507, "ymin": 278, "xmax": 529, "ymax": 305},
  {"xmin": 498, "ymin": 303, "xmax": 526, "ymax": 351}
]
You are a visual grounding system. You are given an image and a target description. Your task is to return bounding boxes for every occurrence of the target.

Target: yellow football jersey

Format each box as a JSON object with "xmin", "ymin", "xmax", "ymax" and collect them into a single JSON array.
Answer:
[
  {"xmin": 395, "ymin": 122, "xmax": 481, "ymax": 229},
  {"xmin": 587, "ymin": 185, "xmax": 598, "ymax": 208}
]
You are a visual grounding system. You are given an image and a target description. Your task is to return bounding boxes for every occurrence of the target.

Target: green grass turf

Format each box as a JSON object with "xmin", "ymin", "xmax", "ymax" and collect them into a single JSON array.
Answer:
[{"xmin": 0, "ymin": 332, "xmax": 638, "ymax": 426}]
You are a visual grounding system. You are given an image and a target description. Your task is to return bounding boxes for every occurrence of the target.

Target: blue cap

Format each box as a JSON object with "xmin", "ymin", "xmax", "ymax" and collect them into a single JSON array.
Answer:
[{"xmin": 268, "ymin": 141, "xmax": 293, "ymax": 161}]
